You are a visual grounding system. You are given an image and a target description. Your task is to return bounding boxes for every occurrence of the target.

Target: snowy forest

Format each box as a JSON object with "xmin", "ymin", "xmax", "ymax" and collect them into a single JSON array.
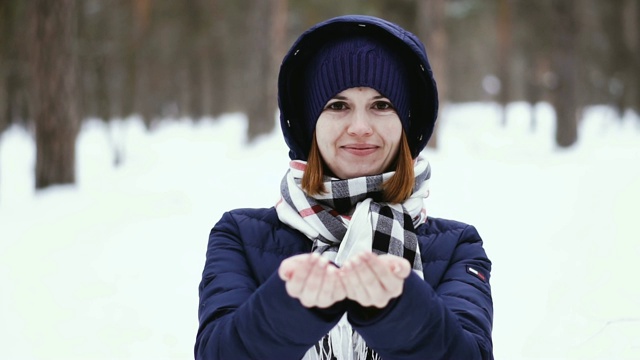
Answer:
[
  {"xmin": 1, "ymin": 1, "xmax": 640, "ymax": 359},
  {"xmin": 0, "ymin": 0, "xmax": 639, "ymax": 189}
]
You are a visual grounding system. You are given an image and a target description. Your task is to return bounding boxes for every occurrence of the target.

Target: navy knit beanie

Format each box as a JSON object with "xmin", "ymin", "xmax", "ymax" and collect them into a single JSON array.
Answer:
[{"xmin": 302, "ymin": 35, "xmax": 411, "ymax": 141}]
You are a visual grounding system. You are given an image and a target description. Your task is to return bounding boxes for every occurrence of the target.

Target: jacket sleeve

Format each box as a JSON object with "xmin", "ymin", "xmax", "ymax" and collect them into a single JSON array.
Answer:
[
  {"xmin": 348, "ymin": 224, "xmax": 493, "ymax": 359},
  {"xmin": 195, "ymin": 211, "xmax": 346, "ymax": 360}
]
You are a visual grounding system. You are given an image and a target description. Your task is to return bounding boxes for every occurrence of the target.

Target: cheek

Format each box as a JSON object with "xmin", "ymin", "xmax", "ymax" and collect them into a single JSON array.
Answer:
[
  {"xmin": 313, "ymin": 119, "xmax": 333, "ymax": 157},
  {"xmin": 314, "ymin": 117, "xmax": 327, "ymax": 140},
  {"xmin": 314, "ymin": 118, "xmax": 339, "ymax": 144},
  {"xmin": 382, "ymin": 122, "xmax": 403, "ymax": 145},
  {"xmin": 315, "ymin": 136, "xmax": 330, "ymax": 159}
]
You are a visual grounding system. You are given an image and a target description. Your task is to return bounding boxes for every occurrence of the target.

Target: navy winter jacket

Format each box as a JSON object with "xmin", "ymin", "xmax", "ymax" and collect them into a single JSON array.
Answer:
[{"xmin": 195, "ymin": 207, "xmax": 493, "ymax": 359}]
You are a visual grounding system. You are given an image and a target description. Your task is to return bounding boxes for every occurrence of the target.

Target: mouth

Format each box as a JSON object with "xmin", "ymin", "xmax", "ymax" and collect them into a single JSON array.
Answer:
[{"xmin": 341, "ymin": 144, "xmax": 379, "ymax": 156}]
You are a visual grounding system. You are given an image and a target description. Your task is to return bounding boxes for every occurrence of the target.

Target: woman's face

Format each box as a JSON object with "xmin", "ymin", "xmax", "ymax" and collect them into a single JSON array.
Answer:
[{"xmin": 315, "ymin": 87, "xmax": 403, "ymax": 179}]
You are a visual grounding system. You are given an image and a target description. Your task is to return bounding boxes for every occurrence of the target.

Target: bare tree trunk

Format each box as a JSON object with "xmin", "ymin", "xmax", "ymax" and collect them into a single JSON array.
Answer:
[
  {"xmin": 0, "ymin": 0, "xmax": 8, "ymax": 203},
  {"xmin": 602, "ymin": 0, "xmax": 632, "ymax": 119},
  {"xmin": 209, "ymin": 0, "xmax": 228, "ymax": 117},
  {"xmin": 94, "ymin": 8, "xmax": 112, "ymax": 122},
  {"xmin": 246, "ymin": 0, "xmax": 284, "ymax": 140},
  {"xmin": 636, "ymin": 0, "xmax": 640, "ymax": 117},
  {"xmin": 245, "ymin": 0, "xmax": 270, "ymax": 140},
  {"xmin": 626, "ymin": 0, "xmax": 640, "ymax": 116},
  {"xmin": 416, "ymin": 0, "xmax": 447, "ymax": 149},
  {"xmin": 178, "ymin": 0, "xmax": 209, "ymax": 120},
  {"xmin": 198, "ymin": 42, "xmax": 213, "ymax": 117},
  {"xmin": 132, "ymin": 0, "xmax": 154, "ymax": 127},
  {"xmin": 0, "ymin": 1, "xmax": 8, "ymax": 134},
  {"xmin": 28, "ymin": 0, "xmax": 80, "ymax": 189},
  {"xmin": 526, "ymin": 54, "xmax": 551, "ymax": 132},
  {"xmin": 497, "ymin": 0, "xmax": 512, "ymax": 126},
  {"xmin": 1, "ymin": 1, "xmax": 28, "ymax": 127},
  {"xmin": 550, "ymin": 0, "xmax": 579, "ymax": 148},
  {"xmin": 106, "ymin": 0, "xmax": 130, "ymax": 121},
  {"xmin": 269, "ymin": 0, "xmax": 288, "ymax": 123}
]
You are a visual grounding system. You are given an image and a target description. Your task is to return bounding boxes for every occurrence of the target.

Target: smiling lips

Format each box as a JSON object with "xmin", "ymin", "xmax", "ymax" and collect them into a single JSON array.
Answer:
[{"xmin": 341, "ymin": 144, "xmax": 379, "ymax": 156}]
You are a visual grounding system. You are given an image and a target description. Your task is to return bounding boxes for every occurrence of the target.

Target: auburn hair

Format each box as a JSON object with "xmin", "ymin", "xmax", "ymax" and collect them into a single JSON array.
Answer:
[{"xmin": 301, "ymin": 132, "xmax": 415, "ymax": 204}]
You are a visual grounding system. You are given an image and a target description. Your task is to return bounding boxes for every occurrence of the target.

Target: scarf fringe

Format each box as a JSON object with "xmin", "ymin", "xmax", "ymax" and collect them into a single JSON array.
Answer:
[{"xmin": 302, "ymin": 315, "xmax": 381, "ymax": 360}]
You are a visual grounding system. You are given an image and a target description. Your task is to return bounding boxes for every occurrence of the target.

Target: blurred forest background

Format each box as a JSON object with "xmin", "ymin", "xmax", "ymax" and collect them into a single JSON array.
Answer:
[{"xmin": 0, "ymin": 0, "xmax": 638, "ymax": 189}]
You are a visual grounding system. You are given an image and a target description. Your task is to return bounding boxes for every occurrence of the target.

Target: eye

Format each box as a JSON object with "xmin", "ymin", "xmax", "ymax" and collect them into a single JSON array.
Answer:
[
  {"xmin": 324, "ymin": 101, "xmax": 348, "ymax": 111},
  {"xmin": 372, "ymin": 101, "xmax": 394, "ymax": 111}
]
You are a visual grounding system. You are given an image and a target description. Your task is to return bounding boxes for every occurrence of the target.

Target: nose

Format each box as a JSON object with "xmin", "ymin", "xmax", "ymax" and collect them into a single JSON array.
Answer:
[{"xmin": 346, "ymin": 109, "xmax": 373, "ymax": 136}]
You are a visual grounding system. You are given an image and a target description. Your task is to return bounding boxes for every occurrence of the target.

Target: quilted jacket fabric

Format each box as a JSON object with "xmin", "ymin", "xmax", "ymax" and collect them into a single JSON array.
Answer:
[{"xmin": 195, "ymin": 207, "xmax": 493, "ymax": 359}]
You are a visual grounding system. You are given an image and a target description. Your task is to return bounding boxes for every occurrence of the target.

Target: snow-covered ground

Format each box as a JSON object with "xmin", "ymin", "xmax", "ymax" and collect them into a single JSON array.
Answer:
[{"xmin": 1, "ymin": 102, "xmax": 639, "ymax": 359}]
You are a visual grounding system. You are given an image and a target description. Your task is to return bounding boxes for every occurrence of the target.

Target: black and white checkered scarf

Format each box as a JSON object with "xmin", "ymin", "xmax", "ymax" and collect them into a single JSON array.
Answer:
[{"xmin": 276, "ymin": 156, "xmax": 431, "ymax": 360}]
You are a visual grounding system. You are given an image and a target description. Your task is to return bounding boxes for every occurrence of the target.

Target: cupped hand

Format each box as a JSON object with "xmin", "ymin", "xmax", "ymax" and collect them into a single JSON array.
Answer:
[
  {"xmin": 339, "ymin": 252, "xmax": 411, "ymax": 308},
  {"xmin": 278, "ymin": 253, "xmax": 347, "ymax": 308}
]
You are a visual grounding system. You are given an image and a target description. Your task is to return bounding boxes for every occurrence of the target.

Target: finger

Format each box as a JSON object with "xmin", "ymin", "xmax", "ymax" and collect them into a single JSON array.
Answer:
[
  {"xmin": 364, "ymin": 254, "xmax": 407, "ymax": 300},
  {"xmin": 284, "ymin": 254, "xmax": 318, "ymax": 298},
  {"xmin": 354, "ymin": 253, "xmax": 387, "ymax": 304},
  {"xmin": 298, "ymin": 255, "xmax": 329, "ymax": 307},
  {"xmin": 278, "ymin": 253, "xmax": 309, "ymax": 281},
  {"xmin": 358, "ymin": 252, "xmax": 403, "ymax": 307},
  {"xmin": 278, "ymin": 257, "xmax": 293, "ymax": 281},
  {"xmin": 316, "ymin": 264, "xmax": 344, "ymax": 308},
  {"xmin": 341, "ymin": 254, "xmax": 375, "ymax": 306}
]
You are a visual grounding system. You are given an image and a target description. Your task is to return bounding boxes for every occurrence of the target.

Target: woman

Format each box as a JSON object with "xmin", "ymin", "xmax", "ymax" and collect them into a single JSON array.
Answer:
[{"xmin": 195, "ymin": 15, "xmax": 493, "ymax": 360}]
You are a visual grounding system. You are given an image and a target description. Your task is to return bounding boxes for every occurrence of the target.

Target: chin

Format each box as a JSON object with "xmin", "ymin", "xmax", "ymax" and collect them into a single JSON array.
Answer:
[{"xmin": 340, "ymin": 167, "xmax": 381, "ymax": 179}]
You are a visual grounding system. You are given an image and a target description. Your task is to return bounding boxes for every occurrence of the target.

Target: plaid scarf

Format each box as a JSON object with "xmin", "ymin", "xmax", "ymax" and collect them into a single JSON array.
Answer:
[{"xmin": 276, "ymin": 156, "xmax": 431, "ymax": 360}]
